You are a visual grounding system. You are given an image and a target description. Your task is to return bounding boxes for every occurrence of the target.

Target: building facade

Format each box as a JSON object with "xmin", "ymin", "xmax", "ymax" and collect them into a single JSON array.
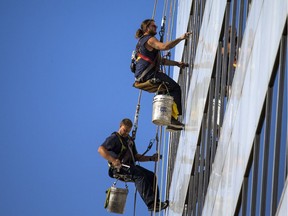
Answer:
[{"xmin": 164, "ymin": 0, "xmax": 287, "ymax": 215}]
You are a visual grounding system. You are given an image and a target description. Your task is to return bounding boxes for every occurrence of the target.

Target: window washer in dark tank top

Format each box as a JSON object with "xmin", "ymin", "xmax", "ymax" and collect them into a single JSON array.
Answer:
[{"xmin": 134, "ymin": 19, "xmax": 192, "ymax": 132}]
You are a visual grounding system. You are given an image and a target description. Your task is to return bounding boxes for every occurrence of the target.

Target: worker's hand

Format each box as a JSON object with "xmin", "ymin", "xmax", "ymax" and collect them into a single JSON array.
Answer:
[
  {"xmin": 180, "ymin": 32, "xmax": 192, "ymax": 40},
  {"xmin": 177, "ymin": 62, "xmax": 189, "ymax": 69},
  {"xmin": 112, "ymin": 159, "xmax": 121, "ymax": 170},
  {"xmin": 150, "ymin": 153, "xmax": 160, "ymax": 162}
]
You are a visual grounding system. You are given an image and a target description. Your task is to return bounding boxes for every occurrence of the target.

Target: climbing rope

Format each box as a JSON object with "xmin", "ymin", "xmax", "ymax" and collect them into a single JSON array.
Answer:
[
  {"xmin": 159, "ymin": 126, "xmax": 167, "ymax": 208},
  {"xmin": 152, "ymin": 126, "xmax": 161, "ymax": 215},
  {"xmin": 166, "ymin": 0, "xmax": 177, "ymax": 42},
  {"xmin": 160, "ymin": 0, "xmax": 177, "ymax": 77},
  {"xmin": 164, "ymin": 134, "xmax": 172, "ymax": 203},
  {"xmin": 131, "ymin": 90, "xmax": 142, "ymax": 141},
  {"xmin": 130, "ymin": 0, "xmax": 179, "ymax": 215},
  {"xmin": 151, "ymin": 1, "xmax": 178, "ymax": 215},
  {"xmin": 152, "ymin": 0, "xmax": 158, "ymax": 19}
]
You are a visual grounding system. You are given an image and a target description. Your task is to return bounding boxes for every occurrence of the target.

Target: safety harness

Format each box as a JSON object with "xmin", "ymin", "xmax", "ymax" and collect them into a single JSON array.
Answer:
[{"xmin": 108, "ymin": 133, "xmax": 135, "ymax": 182}]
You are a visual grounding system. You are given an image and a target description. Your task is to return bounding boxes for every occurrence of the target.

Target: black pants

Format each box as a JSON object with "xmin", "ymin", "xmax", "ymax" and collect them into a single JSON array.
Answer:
[
  {"xmin": 110, "ymin": 165, "xmax": 159, "ymax": 208},
  {"xmin": 145, "ymin": 72, "xmax": 182, "ymax": 116}
]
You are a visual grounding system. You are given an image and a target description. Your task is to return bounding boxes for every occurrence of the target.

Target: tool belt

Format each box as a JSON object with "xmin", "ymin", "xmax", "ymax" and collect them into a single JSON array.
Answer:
[
  {"xmin": 133, "ymin": 78, "xmax": 168, "ymax": 93},
  {"xmin": 108, "ymin": 164, "xmax": 133, "ymax": 182}
]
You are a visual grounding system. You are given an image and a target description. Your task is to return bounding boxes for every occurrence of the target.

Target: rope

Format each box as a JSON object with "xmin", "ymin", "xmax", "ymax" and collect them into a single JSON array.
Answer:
[
  {"xmin": 167, "ymin": 0, "xmax": 177, "ymax": 42},
  {"xmin": 159, "ymin": 125, "xmax": 167, "ymax": 214},
  {"xmin": 133, "ymin": 187, "xmax": 137, "ymax": 216},
  {"xmin": 166, "ymin": 1, "xmax": 172, "ymax": 42},
  {"xmin": 132, "ymin": 0, "xmax": 178, "ymax": 214},
  {"xmin": 151, "ymin": 1, "xmax": 177, "ymax": 214},
  {"xmin": 164, "ymin": 135, "xmax": 171, "ymax": 213},
  {"xmin": 133, "ymin": 0, "xmax": 159, "ymax": 214},
  {"xmin": 151, "ymin": 126, "xmax": 159, "ymax": 215},
  {"xmin": 162, "ymin": 0, "xmax": 169, "ymax": 19},
  {"xmin": 161, "ymin": 0, "xmax": 177, "ymax": 77},
  {"xmin": 132, "ymin": 90, "xmax": 142, "ymax": 141},
  {"xmin": 152, "ymin": 0, "xmax": 158, "ymax": 19}
]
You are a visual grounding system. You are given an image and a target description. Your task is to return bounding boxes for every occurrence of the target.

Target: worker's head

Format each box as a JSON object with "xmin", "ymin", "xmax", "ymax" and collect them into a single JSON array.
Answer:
[
  {"xmin": 118, "ymin": 118, "xmax": 133, "ymax": 137},
  {"xmin": 135, "ymin": 19, "xmax": 158, "ymax": 39}
]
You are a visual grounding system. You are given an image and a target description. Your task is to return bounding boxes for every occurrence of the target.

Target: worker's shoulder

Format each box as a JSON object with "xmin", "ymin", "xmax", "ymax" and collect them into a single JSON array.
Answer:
[{"xmin": 104, "ymin": 132, "xmax": 118, "ymax": 142}]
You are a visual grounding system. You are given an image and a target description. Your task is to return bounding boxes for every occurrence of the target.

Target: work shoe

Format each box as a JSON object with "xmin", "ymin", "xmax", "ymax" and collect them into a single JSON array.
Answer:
[
  {"xmin": 166, "ymin": 125, "xmax": 183, "ymax": 132},
  {"xmin": 148, "ymin": 200, "xmax": 169, "ymax": 212},
  {"xmin": 169, "ymin": 118, "xmax": 185, "ymax": 128}
]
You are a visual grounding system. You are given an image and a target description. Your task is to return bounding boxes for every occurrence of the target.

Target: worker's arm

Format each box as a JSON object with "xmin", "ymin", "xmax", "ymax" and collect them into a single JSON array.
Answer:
[
  {"xmin": 134, "ymin": 153, "xmax": 159, "ymax": 162},
  {"xmin": 162, "ymin": 58, "xmax": 189, "ymax": 68},
  {"xmin": 98, "ymin": 146, "xmax": 121, "ymax": 168},
  {"xmin": 147, "ymin": 32, "xmax": 192, "ymax": 51}
]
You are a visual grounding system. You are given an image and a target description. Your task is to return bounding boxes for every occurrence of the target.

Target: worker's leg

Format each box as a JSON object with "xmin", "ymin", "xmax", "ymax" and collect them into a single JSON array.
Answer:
[{"xmin": 130, "ymin": 165, "xmax": 159, "ymax": 207}]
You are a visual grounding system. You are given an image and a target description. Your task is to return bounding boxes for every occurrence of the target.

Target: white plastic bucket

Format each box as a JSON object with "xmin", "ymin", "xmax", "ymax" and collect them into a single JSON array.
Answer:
[
  {"xmin": 152, "ymin": 94, "xmax": 174, "ymax": 125},
  {"xmin": 106, "ymin": 186, "xmax": 128, "ymax": 214}
]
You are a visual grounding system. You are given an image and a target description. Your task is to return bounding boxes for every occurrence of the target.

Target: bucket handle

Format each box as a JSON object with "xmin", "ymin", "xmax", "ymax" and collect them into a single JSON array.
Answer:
[
  {"xmin": 156, "ymin": 82, "xmax": 170, "ymax": 95},
  {"xmin": 113, "ymin": 179, "xmax": 129, "ymax": 189}
]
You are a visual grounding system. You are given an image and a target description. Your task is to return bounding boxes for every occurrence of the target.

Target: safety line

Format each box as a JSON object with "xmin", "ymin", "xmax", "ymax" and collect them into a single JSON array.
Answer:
[
  {"xmin": 132, "ymin": 90, "xmax": 142, "ymax": 141},
  {"xmin": 164, "ymin": 134, "xmax": 172, "ymax": 216},
  {"xmin": 166, "ymin": 0, "xmax": 177, "ymax": 42},
  {"xmin": 162, "ymin": 0, "xmax": 169, "ymax": 19},
  {"xmin": 152, "ymin": 0, "xmax": 158, "ymax": 19},
  {"xmin": 159, "ymin": 124, "xmax": 167, "ymax": 215},
  {"xmin": 153, "ymin": 125, "xmax": 163, "ymax": 216},
  {"xmin": 133, "ymin": 0, "xmax": 178, "ymax": 215},
  {"xmin": 152, "ymin": 125, "xmax": 160, "ymax": 215}
]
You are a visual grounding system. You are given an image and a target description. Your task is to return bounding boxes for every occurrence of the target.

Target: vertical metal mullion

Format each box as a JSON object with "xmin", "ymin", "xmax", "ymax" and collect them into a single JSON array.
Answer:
[
  {"xmin": 188, "ymin": 15, "xmax": 193, "ymax": 83},
  {"xmin": 183, "ymin": 49, "xmax": 188, "ymax": 102},
  {"xmin": 199, "ymin": 0, "xmax": 203, "ymax": 27},
  {"xmin": 241, "ymin": 177, "xmax": 248, "ymax": 216},
  {"xmin": 199, "ymin": 0, "xmax": 206, "ymax": 26},
  {"xmin": 282, "ymin": 35, "xmax": 287, "ymax": 180},
  {"xmin": 198, "ymin": 0, "xmax": 201, "ymax": 29},
  {"xmin": 237, "ymin": 0, "xmax": 244, "ymax": 53},
  {"xmin": 198, "ymin": 117, "xmax": 207, "ymax": 215},
  {"xmin": 211, "ymin": 43, "xmax": 222, "ymax": 161},
  {"xmin": 247, "ymin": 0, "xmax": 252, "ymax": 16},
  {"xmin": 188, "ymin": 176, "xmax": 195, "ymax": 215},
  {"xmin": 193, "ymin": 0, "xmax": 198, "ymax": 42},
  {"xmin": 208, "ymin": 79, "xmax": 215, "ymax": 177},
  {"xmin": 186, "ymin": 175, "xmax": 194, "ymax": 215},
  {"xmin": 192, "ymin": 146, "xmax": 200, "ymax": 216},
  {"xmin": 204, "ymin": 79, "xmax": 214, "ymax": 194},
  {"xmin": 185, "ymin": 49, "xmax": 189, "ymax": 99},
  {"xmin": 286, "ymin": 25, "xmax": 288, "ymax": 179},
  {"xmin": 287, "ymin": 98, "xmax": 288, "ymax": 178},
  {"xmin": 244, "ymin": 0, "xmax": 249, "ymax": 20},
  {"xmin": 250, "ymin": 135, "xmax": 260, "ymax": 216},
  {"xmin": 220, "ymin": 3, "xmax": 231, "ymax": 126},
  {"xmin": 192, "ymin": 1, "xmax": 197, "ymax": 61},
  {"xmin": 195, "ymin": 0, "xmax": 200, "ymax": 43},
  {"xmin": 204, "ymin": 0, "xmax": 207, "ymax": 15},
  {"xmin": 227, "ymin": 0, "xmax": 238, "ymax": 89},
  {"xmin": 182, "ymin": 204, "xmax": 188, "ymax": 216},
  {"xmin": 286, "ymin": 114, "xmax": 288, "ymax": 179},
  {"xmin": 209, "ymin": 78, "xmax": 216, "ymax": 162},
  {"xmin": 260, "ymin": 87, "xmax": 273, "ymax": 216},
  {"xmin": 271, "ymin": 35, "xmax": 287, "ymax": 215}
]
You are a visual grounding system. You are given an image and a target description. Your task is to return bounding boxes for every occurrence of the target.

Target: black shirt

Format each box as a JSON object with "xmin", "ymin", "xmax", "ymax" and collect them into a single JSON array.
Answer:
[{"xmin": 101, "ymin": 132, "xmax": 138, "ymax": 165}]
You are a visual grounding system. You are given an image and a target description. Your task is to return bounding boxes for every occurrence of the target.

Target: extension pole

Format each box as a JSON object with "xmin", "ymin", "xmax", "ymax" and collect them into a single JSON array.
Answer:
[
  {"xmin": 132, "ymin": 90, "xmax": 142, "ymax": 216},
  {"xmin": 132, "ymin": 90, "xmax": 142, "ymax": 141}
]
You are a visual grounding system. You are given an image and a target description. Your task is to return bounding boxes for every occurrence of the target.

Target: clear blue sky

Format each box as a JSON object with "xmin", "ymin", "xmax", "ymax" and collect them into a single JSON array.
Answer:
[{"xmin": 0, "ymin": 1, "xmax": 171, "ymax": 215}]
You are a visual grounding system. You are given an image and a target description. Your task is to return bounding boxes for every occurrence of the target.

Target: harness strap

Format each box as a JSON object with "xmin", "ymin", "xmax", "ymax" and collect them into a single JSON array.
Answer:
[
  {"xmin": 135, "ymin": 53, "xmax": 160, "ymax": 82},
  {"xmin": 115, "ymin": 133, "xmax": 136, "ymax": 164},
  {"xmin": 137, "ymin": 53, "xmax": 153, "ymax": 64}
]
